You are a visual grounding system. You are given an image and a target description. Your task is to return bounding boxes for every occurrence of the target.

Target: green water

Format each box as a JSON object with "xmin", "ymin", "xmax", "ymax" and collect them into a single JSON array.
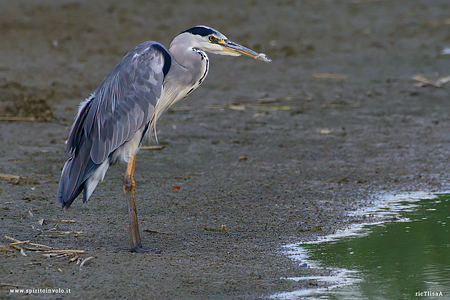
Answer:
[{"xmin": 277, "ymin": 193, "xmax": 450, "ymax": 300}]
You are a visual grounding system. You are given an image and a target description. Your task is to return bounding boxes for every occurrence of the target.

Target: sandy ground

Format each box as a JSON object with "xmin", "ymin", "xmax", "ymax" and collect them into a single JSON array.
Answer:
[{"xmin": 1, "ymin": 0, "xmax": 450, "ymax": 299}]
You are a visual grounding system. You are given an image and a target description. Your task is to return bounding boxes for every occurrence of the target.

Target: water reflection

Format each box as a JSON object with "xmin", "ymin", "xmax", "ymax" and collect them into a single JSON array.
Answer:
[{"xmin": 274, "ymin": 192, "xmax": 450, "ymax": 299}]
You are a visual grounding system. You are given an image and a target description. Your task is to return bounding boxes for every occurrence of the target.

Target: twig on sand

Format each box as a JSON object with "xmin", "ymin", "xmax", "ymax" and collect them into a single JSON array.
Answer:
[
  {"xmin": 4, "ymin": 235, "xmax": 85, "ymax": 256},
  {"xmin": 140, "ymin": 145, "xmax": 165, "ymax": 150},
  {"xmin": 4, "ymin": 235, "xmax": 53, "ymax": 249},
  {"xmin": 0, "ymin": 283, "xmax": 19, "ymax": 287},
  {"xmin": 4, "ymin": 235, "xmax": 92, "ymax": 270},
  {"xmin": 79, "ymin": 257, "xmax": 94, "ymax": 268},
  {"xmin": 69, "ymin": 255, "xmax": 79, "ymax": 263},
  {"xmin": 42, "ymin": 253, "xmax": 69, "ymax": 258},
  {"xmin": 9, "ymin": 241, "xmax": 30, "ymax": 246},
  {"xmin": 413, "ymin": 74, "xmax": 450, "ymax": 88},
  {"xmin": 49, "ymin": 219, "xmax": 77, "ymax": 223},
  {"xmin": 0, "ymin": 174, "xmax": 20, "ymax": 181},
  {"xmin": 310, "ymin": 73, "xmax": 348, "ymax": 80},
  {"xmin": 38, "ymin": 249, "xmax": 85, "ymax": 254},
  {"xmin": 143, "ymin": 229, "xmax": 175, "ymax": 235}
]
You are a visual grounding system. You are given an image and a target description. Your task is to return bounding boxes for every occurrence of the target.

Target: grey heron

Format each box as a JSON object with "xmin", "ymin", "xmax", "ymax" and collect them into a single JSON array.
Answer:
[{"xmin": 58, "ymin": 25, "xmax": 271, "ymax": 252}]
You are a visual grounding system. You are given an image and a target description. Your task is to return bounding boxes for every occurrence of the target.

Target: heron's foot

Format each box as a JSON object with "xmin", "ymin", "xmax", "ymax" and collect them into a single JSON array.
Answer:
[{"xmin": 122, "ymin": 244, "xmax": 161, "ymax": 254}]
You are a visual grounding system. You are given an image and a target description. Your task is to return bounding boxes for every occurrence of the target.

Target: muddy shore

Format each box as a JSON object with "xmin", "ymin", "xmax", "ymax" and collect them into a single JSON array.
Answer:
[{"xmin": 1, "ymin": 1, "xmax": 450, "ymax": 299}]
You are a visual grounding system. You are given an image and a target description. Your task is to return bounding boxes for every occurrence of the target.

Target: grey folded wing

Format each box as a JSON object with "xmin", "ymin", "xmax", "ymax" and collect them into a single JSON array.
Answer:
[{"xmin": 66, "ymin": 41, "xmax": 171, "ymax": 164}]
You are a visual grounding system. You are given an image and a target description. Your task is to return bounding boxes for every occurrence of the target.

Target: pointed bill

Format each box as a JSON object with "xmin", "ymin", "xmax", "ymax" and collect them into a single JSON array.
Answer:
[{"xmin": 219, "ymin": 40, "xmax": 272, "ymax": 62}]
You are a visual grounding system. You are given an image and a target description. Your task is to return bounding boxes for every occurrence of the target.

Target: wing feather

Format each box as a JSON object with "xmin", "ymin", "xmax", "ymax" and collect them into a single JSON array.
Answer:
[
  {"xmin": 67, "ymin": 41, "xmax": 168, "ymax": 164},
  {"xmin": 59, "ymin": 41, "xmax": 171, "ymax": 208}
]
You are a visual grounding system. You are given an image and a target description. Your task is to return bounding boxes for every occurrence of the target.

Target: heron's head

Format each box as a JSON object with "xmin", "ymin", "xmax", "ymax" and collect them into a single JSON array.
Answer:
[{"xmin": 172, "ymin": 25, "xmax": 271, "ymax": 62}]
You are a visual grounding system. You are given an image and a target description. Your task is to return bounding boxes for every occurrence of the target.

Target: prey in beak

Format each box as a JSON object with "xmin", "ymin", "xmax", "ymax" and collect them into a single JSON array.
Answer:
[{"xmin": 217, "ymin": 38, "xmax": 272, "ymax": 62}]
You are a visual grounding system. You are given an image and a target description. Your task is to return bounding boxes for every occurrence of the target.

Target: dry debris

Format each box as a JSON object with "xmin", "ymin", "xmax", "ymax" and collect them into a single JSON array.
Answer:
[
  {"xmin": 50, "ymin": 219, "xmax": 77, "ymax": 223},
  {"xmin": 143, "ymin": 229, "xmax": 175, "ymax": 235},
  {"xmin": 19, "ymin": 248, "xmax": 27, "ymax": 257},
  {"xmin": 310, "ymin": 73, "xmax": 348, "ymax": 80},
  {"xmin": 413, "ymin": 74, "xmax": 450, "ymax": 88},
  {"xmin": 140, "ymin": 145, "xmax": 165, "ymax": 151},
  {"xmin": 204, "ymin": 225, "xmax": 229, "ymax": 233},
  {"xmin": 3, "ymin": 235, "xmax": 89, "ymax": 267},
  {"xmin": 227, "ymin": 104, "xmax": 246, "ymax": 111},
  {"xmin": 79, "ymin": 257, "xmax": 94, "ymax": 269},
  {"xmin": 0, "ymin": 174, "xmax": 20, "ymax": 181}
]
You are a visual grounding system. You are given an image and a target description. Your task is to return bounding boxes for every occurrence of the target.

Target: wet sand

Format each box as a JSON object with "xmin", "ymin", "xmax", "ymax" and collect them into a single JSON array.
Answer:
[{"xmin": 1, "ymin": 0, "xmax": 450, "ymax": 298}]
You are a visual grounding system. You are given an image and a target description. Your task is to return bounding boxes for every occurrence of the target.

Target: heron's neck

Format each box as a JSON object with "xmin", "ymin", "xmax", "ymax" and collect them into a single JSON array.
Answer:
[
  {"xmin": 152, "ymin": 44, "xmax": 209, "ymax": 131},
  {"xmin": 168, "ymin": 43, "xmax": 209, "ymax": 88}
]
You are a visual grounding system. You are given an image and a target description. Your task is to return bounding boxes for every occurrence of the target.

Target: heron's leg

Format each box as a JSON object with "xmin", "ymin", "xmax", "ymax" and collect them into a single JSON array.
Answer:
[{"xmin": 123, "ymin": 154, "xmax": 148, "ymax": 252}]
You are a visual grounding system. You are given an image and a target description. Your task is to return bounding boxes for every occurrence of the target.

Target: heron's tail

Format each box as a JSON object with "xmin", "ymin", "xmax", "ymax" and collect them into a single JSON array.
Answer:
[{"xmin": 58, "ymin": 153, "xmax": 109, "ymax": 210}]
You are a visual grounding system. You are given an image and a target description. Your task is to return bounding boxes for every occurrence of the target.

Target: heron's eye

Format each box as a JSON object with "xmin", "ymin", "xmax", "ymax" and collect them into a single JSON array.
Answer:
[{"xmin": 209, "ymin": 36, "xmax": 216, "ymax": 42}]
